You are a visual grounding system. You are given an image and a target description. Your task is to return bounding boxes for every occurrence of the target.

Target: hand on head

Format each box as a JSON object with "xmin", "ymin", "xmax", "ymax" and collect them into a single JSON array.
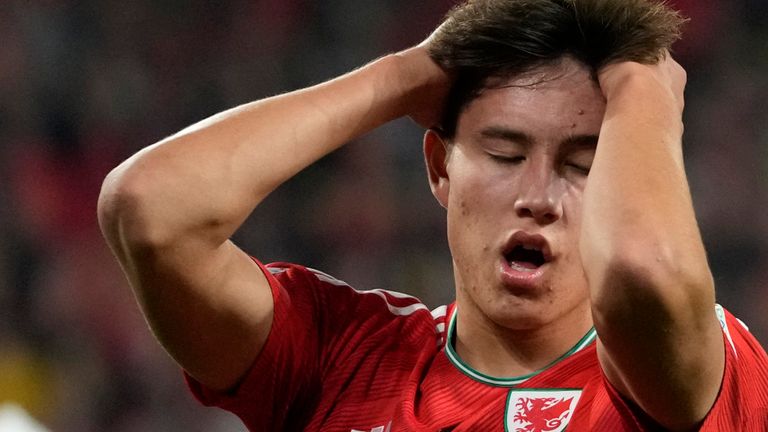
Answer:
[{"xmin": 598, "ymin": 50, "xmax": 687, "ymax": 112}]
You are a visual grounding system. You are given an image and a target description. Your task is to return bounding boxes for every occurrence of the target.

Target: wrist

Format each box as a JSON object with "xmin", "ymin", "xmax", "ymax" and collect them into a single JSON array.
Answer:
[
  {"xmin": 599, "ymin": 61, "xmax": 685, "ymax": 116},
  {"xmin": 391, "ymin": 46, "xmax": 447, "ymax": 95},
  {"xmin": 603, "ymin": 74, "xmax": 683, "ymax": 131},
  {"xmin": 354, "ymin": 46, "xmax": 450, "ymax": 128},
  {"xmin": 390, "ymin": 46, "xmax": 452, "ymax": 127}
]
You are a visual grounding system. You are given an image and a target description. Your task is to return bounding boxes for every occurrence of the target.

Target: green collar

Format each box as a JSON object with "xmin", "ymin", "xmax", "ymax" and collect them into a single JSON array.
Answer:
[{"xmin": 444, "ymin": 307, "xmax": 597, "ymax": 387}]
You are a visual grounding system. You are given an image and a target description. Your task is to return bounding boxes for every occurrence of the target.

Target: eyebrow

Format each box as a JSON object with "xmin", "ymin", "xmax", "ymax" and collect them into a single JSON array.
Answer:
[
  {"xmin": 479, "ymin": 125, "xmax": 598, "ymax": 149},
  {"xmin": 562, "ymin": 134, "xmax": 599, "ymax": 149},
  {"xmin": 480, "ymin": 126, "xmax": 534, "ymax": 146}
]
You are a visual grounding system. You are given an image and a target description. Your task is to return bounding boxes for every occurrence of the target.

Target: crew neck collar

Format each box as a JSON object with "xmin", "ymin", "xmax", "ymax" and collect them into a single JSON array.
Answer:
[{"xmin": 444, "ymin": 306, "xmax": 596, "ymax": 387}]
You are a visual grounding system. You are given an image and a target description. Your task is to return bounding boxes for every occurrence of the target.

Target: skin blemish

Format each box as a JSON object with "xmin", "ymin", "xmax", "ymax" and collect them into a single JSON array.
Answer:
[
  {"xmin": 571, "ymin": 123, "xmax": 577, "ymax": 129},
  {"xmin": 577, "ymin": 109, "xmax": 585, "ymax": 115}
]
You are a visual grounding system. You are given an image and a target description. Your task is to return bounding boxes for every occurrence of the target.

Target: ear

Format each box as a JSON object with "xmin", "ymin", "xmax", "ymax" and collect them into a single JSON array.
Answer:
[{"xmin": 423, "ymin": 128, "xmax": 451, "ymax": 209}]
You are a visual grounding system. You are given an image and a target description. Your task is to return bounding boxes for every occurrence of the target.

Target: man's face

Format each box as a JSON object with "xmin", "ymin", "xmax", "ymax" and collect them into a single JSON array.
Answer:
[{"xmin": 427, "ymin": 58, "xmax": 605, "ymax": 331}]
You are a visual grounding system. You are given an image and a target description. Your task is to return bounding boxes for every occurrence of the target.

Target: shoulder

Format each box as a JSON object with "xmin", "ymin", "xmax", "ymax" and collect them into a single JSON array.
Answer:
[
  {"xmin": 261, "ymin": 260, "xmax": 447, "ymax": 342},
  {"xmin": 264, "ymin": 261, "xmax": 423, "ymax": 309},
  {"xmin": 586, "ymin": 305, "xmax": 768, "ymax": 430},
  {"xmin": 714, "ymin": 304, "xmax": 767, "ymax": 361},
  {"xmin": 701, "ymin": 304, "xmax": 768, "ymax": 430}
]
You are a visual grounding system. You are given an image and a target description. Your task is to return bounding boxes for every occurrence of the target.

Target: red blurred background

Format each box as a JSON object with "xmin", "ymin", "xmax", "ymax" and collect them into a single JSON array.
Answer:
[{"xmin": 0, "ymin": 1, "xmax": 766, "ymax": 430}]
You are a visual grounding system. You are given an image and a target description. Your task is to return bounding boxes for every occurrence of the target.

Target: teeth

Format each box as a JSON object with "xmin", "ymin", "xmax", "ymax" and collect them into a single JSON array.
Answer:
[{"xmin": 509, "ymin": 261, "xmax": 537, "ymax": 272}]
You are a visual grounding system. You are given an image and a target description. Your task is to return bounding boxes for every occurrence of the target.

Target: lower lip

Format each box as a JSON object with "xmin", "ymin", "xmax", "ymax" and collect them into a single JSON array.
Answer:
[{"xmin": 499, "ymin": 258, "xmax": 546, "ymax": 288}]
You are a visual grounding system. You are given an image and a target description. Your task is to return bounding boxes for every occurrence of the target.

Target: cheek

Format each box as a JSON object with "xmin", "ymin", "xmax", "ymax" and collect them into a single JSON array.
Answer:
[
  {"xmin": 562, "ymin": 185, "xmax": 584, "ymax": 226},
  {"xmin": 558, "ymin": 190, "xmax": 586, "ymax": 274},
  {"xmin": 446, "ymin": 171, "xmax": 511, "ymax": 260},
  {"xmin": 454, "ymin": 161, "xmax": 519, "ymax": 205},
  {"xmin": 449, "ymin": 176, "xmax": 514, "ymax": 243}
]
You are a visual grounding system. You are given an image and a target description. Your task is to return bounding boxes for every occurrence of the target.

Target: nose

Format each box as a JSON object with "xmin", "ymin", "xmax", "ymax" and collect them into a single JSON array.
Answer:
[{"xmin": 513, "ymin": 166, "xmax": 564, "ymax": 225}]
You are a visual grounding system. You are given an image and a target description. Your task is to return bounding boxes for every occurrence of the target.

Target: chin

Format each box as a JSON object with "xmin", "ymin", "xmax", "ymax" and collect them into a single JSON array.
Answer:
[{"xmin": 487, "ymin": 297, "xmax": 555, "ymax": 331}]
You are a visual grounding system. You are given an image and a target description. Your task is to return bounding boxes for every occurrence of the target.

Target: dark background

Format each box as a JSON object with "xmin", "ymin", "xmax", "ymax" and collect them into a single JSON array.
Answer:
[{"xmin": 0, "ymin": 1, "xmax": 766, "ymax": 430}]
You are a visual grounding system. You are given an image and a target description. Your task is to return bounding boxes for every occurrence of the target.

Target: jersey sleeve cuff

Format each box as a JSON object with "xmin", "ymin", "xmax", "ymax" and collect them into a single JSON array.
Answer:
[{"xmin": 183, "ymin": 257, "xmax": 287, "ymax": 411}]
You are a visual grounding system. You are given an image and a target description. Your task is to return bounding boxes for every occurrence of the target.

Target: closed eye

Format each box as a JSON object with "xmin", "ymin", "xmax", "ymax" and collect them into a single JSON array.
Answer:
[
  {"xmin": 565, "ymin": 162, "xmax": 590, "ymax": 175},
  {"xmin": 489, "ymin": 154, "xmax": 525, "ymax": 165}
]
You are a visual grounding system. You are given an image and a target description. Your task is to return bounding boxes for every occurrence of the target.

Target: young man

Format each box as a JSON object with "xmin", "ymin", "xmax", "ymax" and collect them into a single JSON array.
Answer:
[{"xmin": 98, "ymin": 0, "xmax": 768, "ymax": 431}]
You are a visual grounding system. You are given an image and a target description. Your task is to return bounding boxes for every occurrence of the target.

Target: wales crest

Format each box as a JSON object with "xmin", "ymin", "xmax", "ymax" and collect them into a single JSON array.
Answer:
[{"xmin": 504, "ymin": 389, "xmax": 582, "ymax": 432}]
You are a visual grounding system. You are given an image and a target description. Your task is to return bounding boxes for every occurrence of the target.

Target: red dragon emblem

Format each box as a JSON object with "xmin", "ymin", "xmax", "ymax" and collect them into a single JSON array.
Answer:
[{"xmin": 512, "ymin": 397, "xmax": 574, "ymax": 432}]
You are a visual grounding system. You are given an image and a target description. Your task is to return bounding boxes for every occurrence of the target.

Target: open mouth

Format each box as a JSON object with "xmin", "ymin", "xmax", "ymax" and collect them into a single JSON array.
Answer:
[
  {"xmin": 502, "ymin": 231, "xmax": 553, "ymax": 273},
  {"xmin": 505, "ymin": 245, "xmax": 546, "ymax": 270}
]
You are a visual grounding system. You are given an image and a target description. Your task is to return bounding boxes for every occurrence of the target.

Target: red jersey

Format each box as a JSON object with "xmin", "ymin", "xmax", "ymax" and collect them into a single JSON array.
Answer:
[{"xmin": 186, "ymin": 261, "xmax": 768, "ymax": 431}]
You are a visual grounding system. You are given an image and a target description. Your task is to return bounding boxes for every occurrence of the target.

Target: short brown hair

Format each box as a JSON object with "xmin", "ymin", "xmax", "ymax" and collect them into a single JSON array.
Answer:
[{"xmin": 428, "ymin": 0, "xmax": 687, "ymax": 138}]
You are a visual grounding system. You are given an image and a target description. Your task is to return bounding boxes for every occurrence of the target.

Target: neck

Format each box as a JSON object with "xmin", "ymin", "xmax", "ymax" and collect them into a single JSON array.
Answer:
[{"xmin": 452, "ymin": 300, "xmax": 593, "ymax": 379}]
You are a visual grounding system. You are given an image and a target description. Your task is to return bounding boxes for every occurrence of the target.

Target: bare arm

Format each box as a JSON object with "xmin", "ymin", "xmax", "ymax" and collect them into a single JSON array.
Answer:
[
  {"xmin": 582, "ymin": 56, "xmax": 723, "ymax": 430},
  {"xmin": 97, "ymin": 45, "xmax": 449, "ymax": 392}
]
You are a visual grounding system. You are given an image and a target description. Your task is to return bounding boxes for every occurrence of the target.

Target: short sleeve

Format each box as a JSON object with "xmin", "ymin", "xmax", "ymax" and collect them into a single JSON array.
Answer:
[
  {"xmin": 700, "ymin": 306, "xmax": 768, "ymax": 431},
  {"xmin": 184, "ymin": 260, "xmax": 326, "ymax": 430},
  {"xmin": 590, "ymin": 305, "xmax": 768, "ymax": 431},
  {"xmin": 183, "ymin": 260, "xmax": 431, "ymax": 431}
]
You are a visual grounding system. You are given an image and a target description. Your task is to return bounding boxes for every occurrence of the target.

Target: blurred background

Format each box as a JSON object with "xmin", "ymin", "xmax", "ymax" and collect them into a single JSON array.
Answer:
[{"xmin": 0, "ymin": 0, "xmax": 766, "ymax": 430}]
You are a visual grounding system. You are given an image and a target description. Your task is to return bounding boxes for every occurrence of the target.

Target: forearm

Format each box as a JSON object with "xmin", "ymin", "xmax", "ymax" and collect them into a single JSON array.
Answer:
[
  {"xmin": 582, "ymin": 75, "xmax": 712, "ymax": 310},
  {"xmin": 96, "ymin": 46, "xmax": 447, "ymax": 391},
  {"xmin": 583, "ymin": 65, "xmax": 721, "ymax": 430},
  {"xmin": 99, "ymin": 47, "xmax": 441, "ymax": 249}
]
